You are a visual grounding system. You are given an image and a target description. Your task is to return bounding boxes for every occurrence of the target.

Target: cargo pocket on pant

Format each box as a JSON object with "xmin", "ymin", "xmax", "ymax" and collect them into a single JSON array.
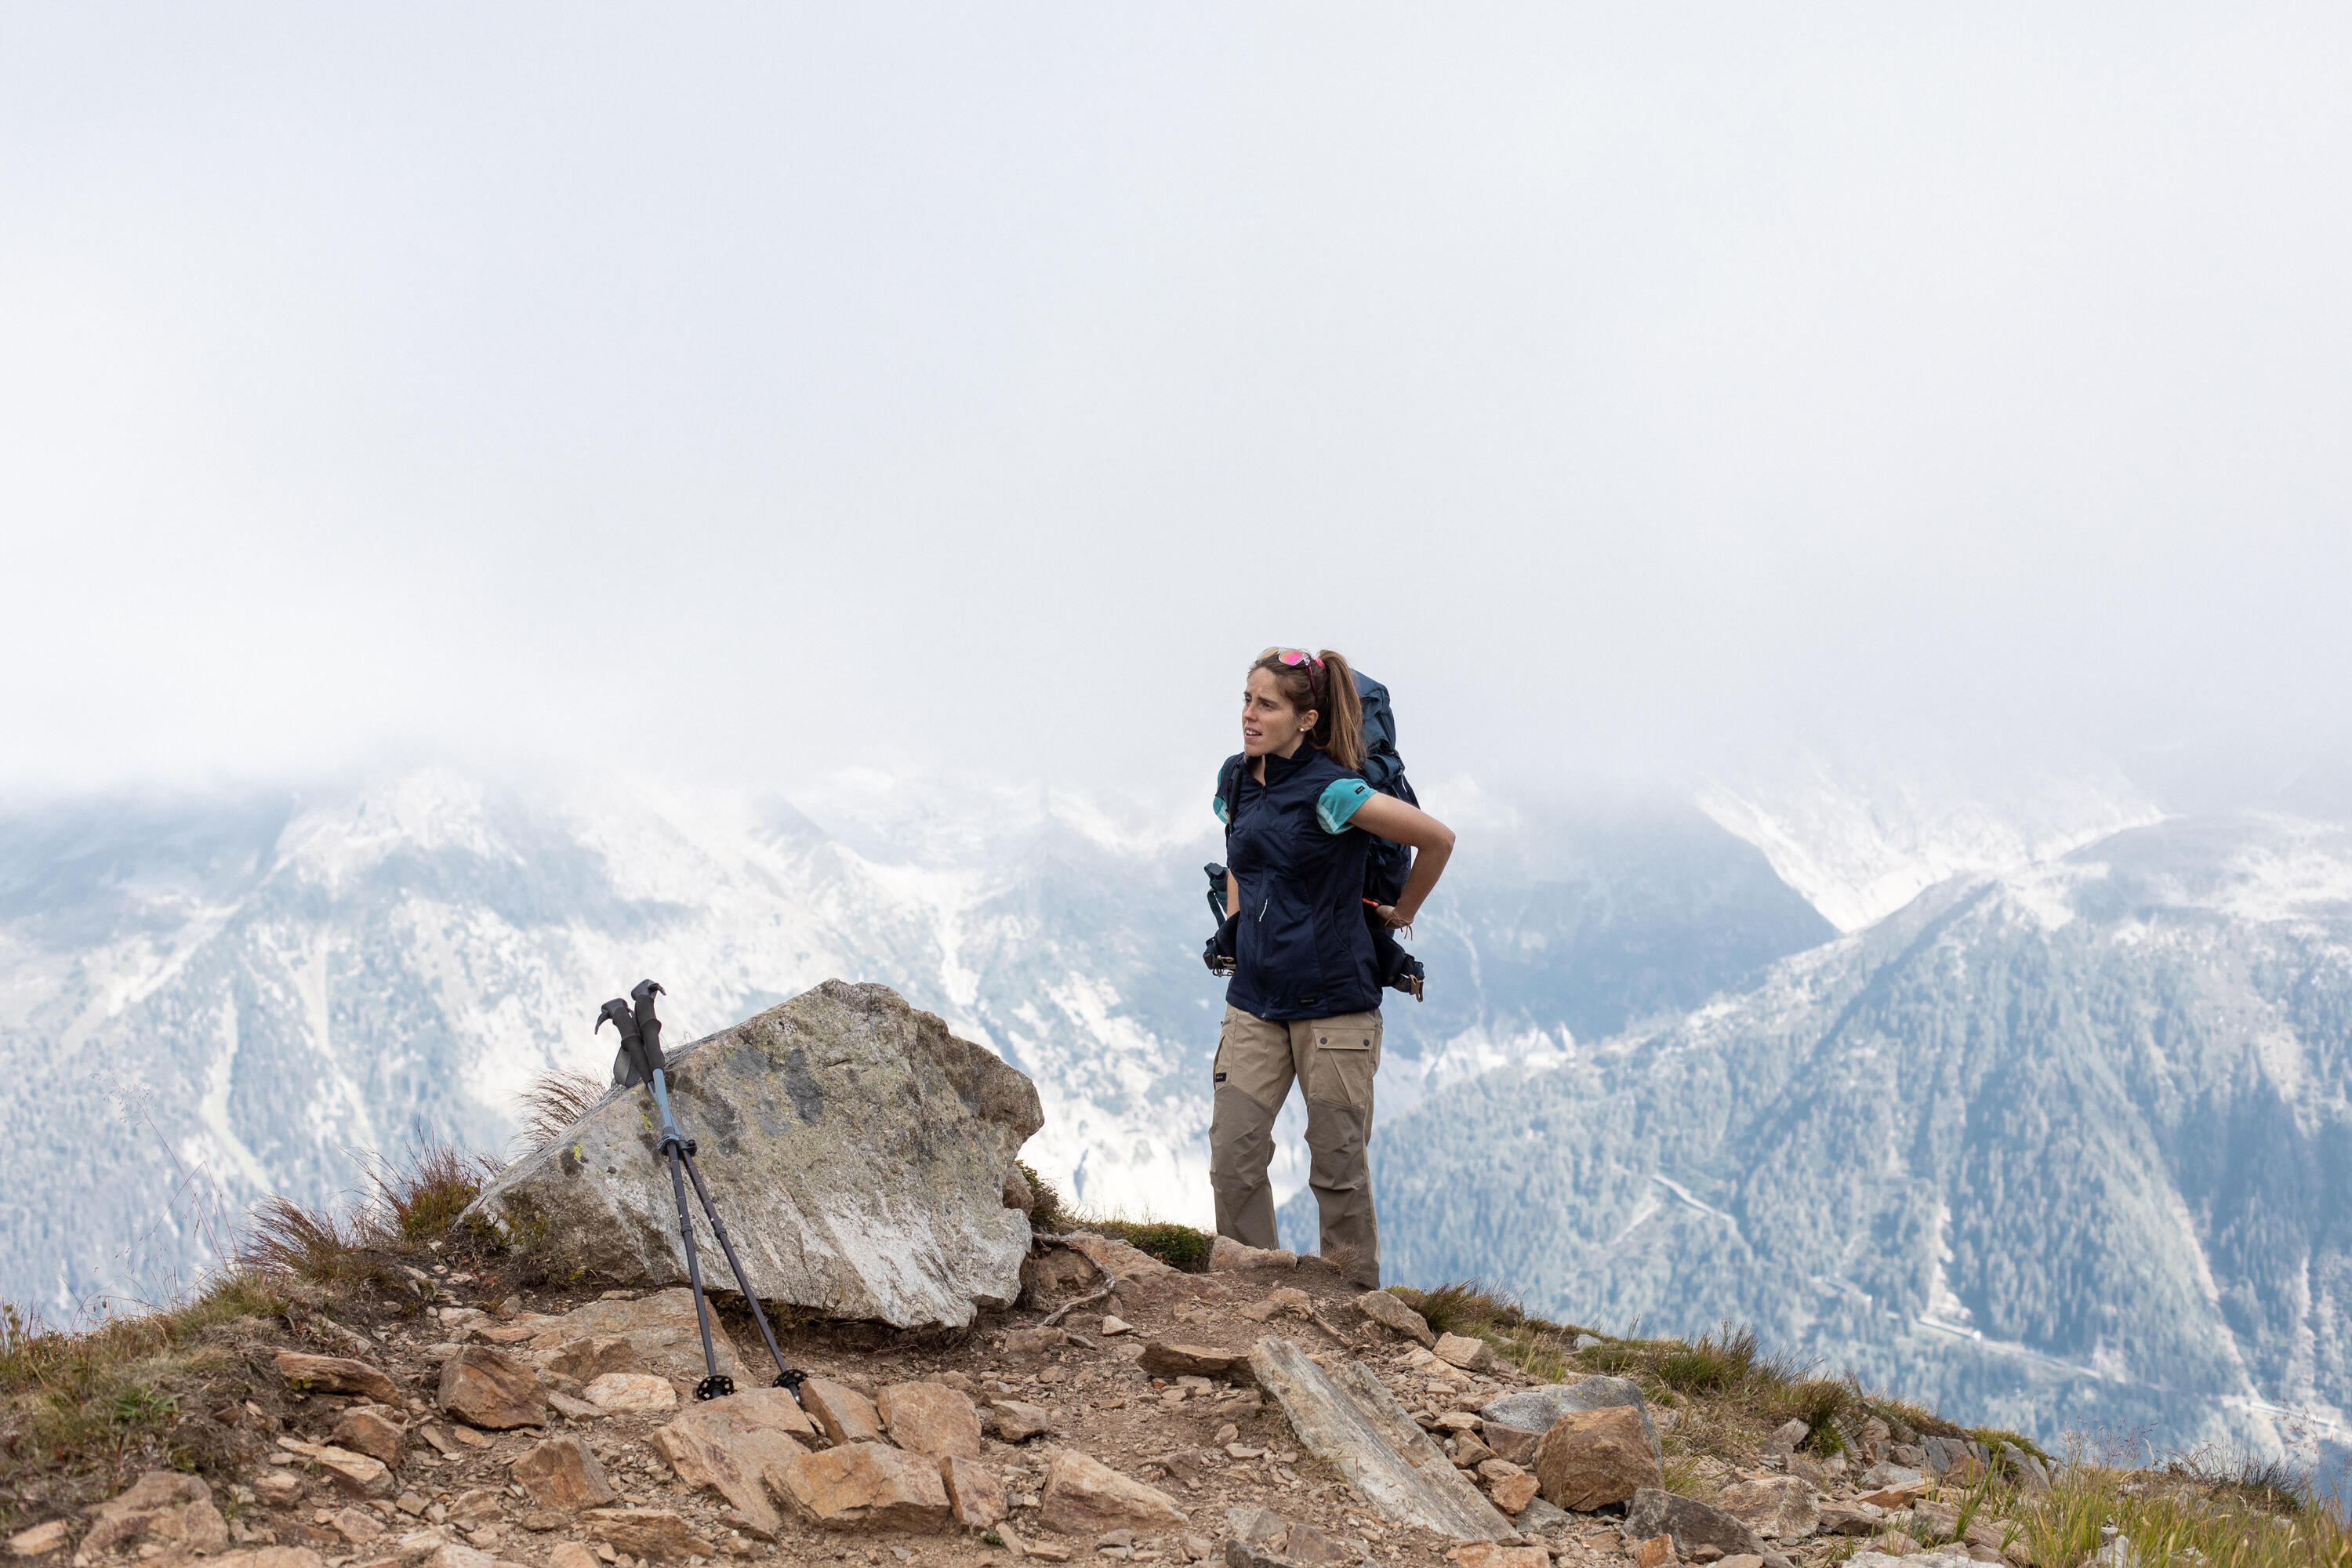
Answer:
[{"xmin": 1307, "ymin": 1021, "xmax": 1380, "ymax": 1109}]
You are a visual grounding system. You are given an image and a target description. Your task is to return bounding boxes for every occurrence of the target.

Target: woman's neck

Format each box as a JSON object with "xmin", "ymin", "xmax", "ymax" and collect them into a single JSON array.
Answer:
[{"xmin": 1252, "ymin": 735, "xmax": 1309, "ymax": 782}]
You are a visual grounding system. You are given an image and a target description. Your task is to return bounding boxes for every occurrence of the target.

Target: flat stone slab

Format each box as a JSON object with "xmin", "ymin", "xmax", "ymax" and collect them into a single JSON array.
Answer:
[
  {"xmin": 466, "ymin": 981, "xmax": 1044, "ymax": 1329},
  {"xmin": 1248, "ymin": 1337, "xmax": 1514, "ymax": 1542}
]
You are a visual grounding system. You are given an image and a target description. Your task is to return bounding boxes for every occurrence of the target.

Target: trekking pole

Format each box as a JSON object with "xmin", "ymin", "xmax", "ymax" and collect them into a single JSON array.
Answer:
[{"xmin": 597, "ymin": 981, "xmax": 807, "ymax": 1402}]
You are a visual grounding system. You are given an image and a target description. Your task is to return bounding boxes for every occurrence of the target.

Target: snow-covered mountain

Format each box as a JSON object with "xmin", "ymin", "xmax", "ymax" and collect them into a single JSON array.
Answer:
[
  {"xmin": 0, "ymin": 766, "xmax": 1820, "ymax": 1314},
  {"xmin": 1334, "ymin": 807, "xmax": 2352, "ymax": 1465}
]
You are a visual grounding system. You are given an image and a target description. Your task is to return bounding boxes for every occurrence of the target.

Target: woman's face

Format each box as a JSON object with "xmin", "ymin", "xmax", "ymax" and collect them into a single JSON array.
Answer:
[{"xmin": 1241, "ymin": 666, "xmax": 1317, "ymax": 758}]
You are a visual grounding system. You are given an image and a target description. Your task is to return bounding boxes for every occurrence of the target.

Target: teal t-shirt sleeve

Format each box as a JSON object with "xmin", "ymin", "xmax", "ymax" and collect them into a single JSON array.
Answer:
[
  {"xmin": 1213, "ymin": 793, "xmax": 1229, "ymax": 825},
  {"xmin": 1316, "ymin": 778, "xmax": 1374, "ymax": 834}
]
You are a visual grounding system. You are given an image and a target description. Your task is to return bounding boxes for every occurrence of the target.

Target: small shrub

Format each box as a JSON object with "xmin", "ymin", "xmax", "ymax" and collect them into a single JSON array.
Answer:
[{"xmin": 1018, "ymin": 1162, "xmax": 1063, "ymax": 1230}]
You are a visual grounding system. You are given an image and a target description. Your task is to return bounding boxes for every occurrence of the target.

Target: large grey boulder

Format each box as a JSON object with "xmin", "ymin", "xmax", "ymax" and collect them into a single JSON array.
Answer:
[
  {"xmin": 1481, "ymin": 1377, "xmax": 1661, "ymax": 1458},
  {"xmin": 466, "ymin": 981, "xmax": 1042, "ymax": 1329}
]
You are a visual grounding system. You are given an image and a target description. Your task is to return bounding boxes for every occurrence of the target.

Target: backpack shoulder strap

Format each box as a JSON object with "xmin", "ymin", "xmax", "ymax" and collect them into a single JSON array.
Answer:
[{"xmin": 1216, "ymin": 754, "xmax": 1247, "ymax": 829}]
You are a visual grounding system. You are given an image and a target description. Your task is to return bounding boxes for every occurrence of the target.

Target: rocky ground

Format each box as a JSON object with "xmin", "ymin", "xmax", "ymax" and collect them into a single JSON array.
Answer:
[{"xmin": 1, "ymin": 1227, "xmax": 2045, "ymax": 1568}]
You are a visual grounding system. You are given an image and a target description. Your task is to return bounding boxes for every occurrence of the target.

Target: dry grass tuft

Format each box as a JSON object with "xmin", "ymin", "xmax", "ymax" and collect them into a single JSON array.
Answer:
[
  {"xmin": 513, "ymin": 1069, "xmax": 607, "ymax": 1157},
  {"xmin": 1994, "ymin": 1438, "xmax": 2351, "ymax": 1568},
  {"xmin": 361, "ymin": 1138, "xmax": 502, "ymax": 1245},
  {"xmin": 236, "ymin": 1131, "xmax": 502, "ymax": 1289},
  {"xmin": 235, "ymin": 1193, "xmax": 363, "ymax": 1283}
]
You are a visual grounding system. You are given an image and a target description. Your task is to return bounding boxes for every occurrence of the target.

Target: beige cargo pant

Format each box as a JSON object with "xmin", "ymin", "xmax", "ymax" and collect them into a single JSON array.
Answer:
[{"xmin": 1208, "ymin": 1004, "xmax": 1383, "ymax": 1288}]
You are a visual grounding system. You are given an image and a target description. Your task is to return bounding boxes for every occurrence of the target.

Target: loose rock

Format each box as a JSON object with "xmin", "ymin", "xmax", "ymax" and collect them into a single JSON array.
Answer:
[
  {"xmin": 1037, "ymin": 1450, "xmax": 1188, "ymax": 1536},
  {"xmin": 802, "ymin": 1378, "xmax": 887, "ymax": 1446},
  {"xmin": 1820, "ymin": 1504, "xmax": 1891, "ymax": 1537},
  {"xmin": 1353, "ymin": 1291, "xmax": 1436, "ymax": 1347},
  {"xmin": 312, "ymin": 1446, "xmax": 394, "ymax": 1500},
  {"xmin": 1624, "ymin": 1489, "xmax": 1784, "ymax": 1568},
  {"xmin": 1455, "ymin": 1547, "xmax": 1550, "ymax": 1568},
  {"xmin": 941, "ymin": 1456, "xmax": 1007, "ymax": 1529},
  {"xmin": 1533, "ymin": 1406, "xmax": 1662, "ymax": 1511},
  {"xmin": 764, "ymin": 1442, "xmax": 952, "ymax": 1530},
  {"xmin": 1716, "ymin": 1477, "xmax": 1820, "ymax": 1540},
  {"xmin": 1138, "ymin": 1343, "xmax": 1252, "ymax": 1381},
  {"xmin": 584, "ymin": 1372, "xmax": 677, "ymax": 1414},
  {"xmin": 1004, "ymin": 1328, "xmax": 1071, "ymax": 1363},
  {"xmin": 1483, "ymin": 1425, "xmax": 1541, "ymax": 1466},
  {"xmin": 330, "ymin": 1407, "xmax": 408, "ymax": 1467},
  {"xmin": 543, "ymin": 1336, "xmax": 650, "ymax": 1384},
  {"xmin": 583, "ymin": 1508, "xmax": 717, "ymax": 1560},
  {"xmin": 419, "ymin": 1542, "xmax": 495, "ymax": 1568},
  {"xmin": 83, "ymin": 1472, "xmax": 216, "ymax": 1555},
  {"xmin": 509, "ymin": 1436, "xmax": 617, "ymax": 1510},
  {"xmin": 522, "ymin": 1291, "xmax": 744, "ymax": 1388},
  {"xmin": 438, "ymin": 1346, "xmax": 548, "ymax": 1429},
  {"xmin": 274, "ymin": 1352, "xmax": 400, "ymax": 1404},
  {"xmin": 1056, "ymin": 1233, "xmax": 1184, "ymax": 1307},
  {"xmin": 1433, "ymin": 1334, "xmax": 1500, "ymax": 1374},
  {"xmin": 6, "ymin": 1523, "xmax": 71, "ymax": 1559},
  {"xmin": 328, "ymin": 1508, "xmax": 385, "ymax": 1544},
  {"xmin": 212, "ymin": 1552, "xmax": 327, "ymax": 1568},
  {"xmin": 876, "ymin": 1382, "xmax": 982, "ymax": 1461},
  {"xmin": 1249, "ymin": 1337, "xmax": 1512, "ymax": 1541},
  {"xmin": 989, "ymin": 1399, "xmax": 1054, "ymax": 1443},
  {"xmin": 1489, "ymin": 1471, "xmax": 1541, "ymax": 1515}
]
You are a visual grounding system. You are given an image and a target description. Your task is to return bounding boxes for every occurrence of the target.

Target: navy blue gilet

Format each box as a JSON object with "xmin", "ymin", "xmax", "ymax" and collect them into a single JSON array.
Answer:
[{"xmin": 1221, "ymin": 745, "xmax": 1381, "ymax": 1022}]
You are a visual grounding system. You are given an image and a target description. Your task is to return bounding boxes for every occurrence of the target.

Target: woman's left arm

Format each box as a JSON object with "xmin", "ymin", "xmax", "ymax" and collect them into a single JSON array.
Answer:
[{"xmin": 1348, "ymin": 794, "xmax": 1456, "ymax": 928}]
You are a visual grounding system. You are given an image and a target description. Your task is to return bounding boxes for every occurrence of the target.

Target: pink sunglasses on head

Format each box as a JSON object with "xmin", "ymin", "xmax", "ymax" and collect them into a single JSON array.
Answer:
[{"xmin": 1257, "ymin": 646, "xmax": 1326, "ymax": 702}]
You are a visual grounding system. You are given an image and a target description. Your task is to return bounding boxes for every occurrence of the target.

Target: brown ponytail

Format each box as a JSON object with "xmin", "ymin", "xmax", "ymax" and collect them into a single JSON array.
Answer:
[{"xmin": 1247, "ymin": 648, "xmax": 1369, "ymax": 771}]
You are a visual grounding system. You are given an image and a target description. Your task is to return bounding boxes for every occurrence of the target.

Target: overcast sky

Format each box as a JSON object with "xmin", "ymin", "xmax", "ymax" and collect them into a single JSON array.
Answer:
[{"xmin": 6, "ymin": 5, "xmax": 2349, "ymax": 803}]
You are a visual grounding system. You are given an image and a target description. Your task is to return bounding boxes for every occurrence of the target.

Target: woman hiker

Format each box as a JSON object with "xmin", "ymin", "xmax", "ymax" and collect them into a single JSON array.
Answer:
[{"xmin": 1207, "ymin": 646, "xmax": 1456, "ymax": 1289}]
